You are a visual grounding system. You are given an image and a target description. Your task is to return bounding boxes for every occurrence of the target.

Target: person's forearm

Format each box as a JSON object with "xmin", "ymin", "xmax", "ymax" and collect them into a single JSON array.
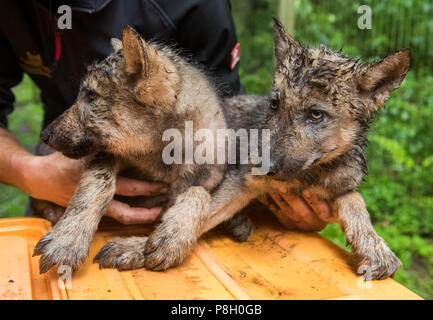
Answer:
[
  {"xmin": 0, "ymin": 128, "xmax": 34, "ymax": 193},
  {"xmin": 0, "ymin": 128, "xmax": 166, "ymax": 224}
]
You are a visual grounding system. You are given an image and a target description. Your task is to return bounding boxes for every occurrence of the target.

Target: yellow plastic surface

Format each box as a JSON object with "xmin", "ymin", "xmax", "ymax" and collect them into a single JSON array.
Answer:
[{"xmin": 0, "ymin": 211, "xmax": 422, "ymax": 300}]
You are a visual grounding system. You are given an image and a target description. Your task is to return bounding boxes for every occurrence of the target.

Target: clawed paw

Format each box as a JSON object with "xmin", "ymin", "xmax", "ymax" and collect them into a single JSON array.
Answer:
[
  {"xmin": 33, "ymin": 231, "xmax": 89, "ymax": 274},
  {"xmin": 143, "ymin": 231, "xmax": 193, "ymax": 271},
  {"xmin": 94, "ymin": 237, "xmax": 147, "ymax": 271},
  {"xmin": 356, "ymin": 249, "xmax": 402, "ymax": 280}
]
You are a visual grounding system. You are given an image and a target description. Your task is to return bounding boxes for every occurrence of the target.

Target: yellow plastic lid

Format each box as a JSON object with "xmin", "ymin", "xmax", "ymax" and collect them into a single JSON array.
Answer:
[{"xmin": 0, "ymin": 211, "xmax": 422, "ymax": 300}]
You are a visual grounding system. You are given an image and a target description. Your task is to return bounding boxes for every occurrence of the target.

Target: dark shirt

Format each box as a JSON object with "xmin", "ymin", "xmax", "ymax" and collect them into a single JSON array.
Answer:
[{"xmin": 0, "ymin": 0, "xmax": 241, "ymax": 130}]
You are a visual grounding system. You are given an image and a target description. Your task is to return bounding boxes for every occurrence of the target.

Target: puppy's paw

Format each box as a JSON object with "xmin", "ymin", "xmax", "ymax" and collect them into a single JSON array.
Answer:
[
  {"xmin": 33, "ymin": 230, "xmax": 89, "ymax": 274},
  {"xmin": 356, "ymin": 251, "xmax": 402, "ymax": 280},
  {"xmin": 144, "ymin": 229, "xmax": 195, "ymax": 271},
  {"xmin": 355, "ymin": 237, "xmax": 402, "ymax": 280},
  {"xmin": 94, "ymin": 237, "xmax": 147, "ymax": 271},
  {"xmin": 224, "ymin": 213, "xmax": 255, "ymax": 242}
]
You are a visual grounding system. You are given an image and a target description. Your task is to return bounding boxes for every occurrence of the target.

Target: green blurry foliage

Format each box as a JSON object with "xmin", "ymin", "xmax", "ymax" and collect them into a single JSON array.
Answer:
[{"xmin": 0, "ymin": 75, "xmax": 43, "ymax": 218}]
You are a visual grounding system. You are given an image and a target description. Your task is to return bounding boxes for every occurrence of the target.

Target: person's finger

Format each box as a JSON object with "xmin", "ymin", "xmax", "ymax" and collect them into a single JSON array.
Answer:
[
  {"xmin": 116, "ymin": 176, "xmax": 169, "ymax": 197},
  {"xmin": 105, "ymin": 200, "xmax": 163, "ymax": 224},
  {"xmin": 269, "ymin": 192, "xmax": 294, "ymax": 215},
  {"xmin": 267, "ymin": 202, "xmax": 296, "ymax": 229},
  {"xmin": 302, "ymin": 190, "xmax": 333, "ymax": 222},
  {"xmin": 257, "ymin": 194, "xmax": 270, "ymax": 207},
  {"xmin": 270, "ymin": 192, "xmax": 312, "ymax": 230},
  {"xmin": 277, "ymin": 188, "xmax": 327, "ymax": 231}
]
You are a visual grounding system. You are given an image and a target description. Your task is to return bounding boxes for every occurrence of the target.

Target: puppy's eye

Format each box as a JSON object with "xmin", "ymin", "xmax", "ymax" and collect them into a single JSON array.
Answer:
[
  {"xmin": 308, "ymin": 109, "xmax": 324, "ymax": 123},
  {"xmin": 270, "ymin": 91, "xmax": 280, "ymax": 110},
  {"xmin": 87, "ymin": 90, "xmax": 98, "ymax": 101}
]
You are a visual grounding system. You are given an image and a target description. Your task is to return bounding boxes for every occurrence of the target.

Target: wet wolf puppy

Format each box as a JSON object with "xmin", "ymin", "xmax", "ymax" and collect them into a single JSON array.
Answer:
[
  {"xmin": 33, "ymin": 26, "xmax": 226, "ymax": 273},
  {"xmin": 217, "ymin": 18, "xmax": 411, "ymax": 280},
  {"xmin": 95, "ymin": 18, "xmax": 411, "ymax": 280}
]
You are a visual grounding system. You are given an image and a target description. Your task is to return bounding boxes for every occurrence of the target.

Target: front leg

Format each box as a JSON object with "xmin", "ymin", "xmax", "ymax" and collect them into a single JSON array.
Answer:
[
  {"xmin": 33, "ymin": 153, "xmax": 118, "ymax": 273},
  {"xmin": 144, "ymin": 186, "xmax": 211, "ymax": 270},
  {"xmin": 335, "ymin": 192, "xmax": 402, "ymax": 280},
  {"xmin": 94, "ymin": 236, "xmax": 148, "ymax": 271},
  {"xmin": 144, "ymin": 177, "xmax": 257, "ymax": 271}
]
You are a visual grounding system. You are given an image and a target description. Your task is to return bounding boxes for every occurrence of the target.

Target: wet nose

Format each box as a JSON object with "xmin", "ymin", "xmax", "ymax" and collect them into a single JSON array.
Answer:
[
  {"xmin": 266, "ymin": 160, "xmax": 278, "ymax": 176},
  {"xmin": 40, "ymin": 127, "xmax": 51, "ymax": 144}
]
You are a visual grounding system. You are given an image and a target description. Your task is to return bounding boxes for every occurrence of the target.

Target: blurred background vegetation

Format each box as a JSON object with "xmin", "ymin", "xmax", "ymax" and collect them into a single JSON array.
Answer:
[{"xmin": 0, "ymin": 0, "xmax": 432, "ymax": 299}]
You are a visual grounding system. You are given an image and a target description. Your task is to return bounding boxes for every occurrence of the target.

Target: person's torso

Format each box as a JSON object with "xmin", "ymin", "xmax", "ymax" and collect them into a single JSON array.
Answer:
[{"xmin": 0, "ymin": 0, "xmax": 178, "ymax": 127}]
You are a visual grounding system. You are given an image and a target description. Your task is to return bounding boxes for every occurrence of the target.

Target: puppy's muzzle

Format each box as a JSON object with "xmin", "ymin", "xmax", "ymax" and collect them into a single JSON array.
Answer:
[{"xmin": 40, "ymin": 126, "xmax": 52, "ymax": 144}]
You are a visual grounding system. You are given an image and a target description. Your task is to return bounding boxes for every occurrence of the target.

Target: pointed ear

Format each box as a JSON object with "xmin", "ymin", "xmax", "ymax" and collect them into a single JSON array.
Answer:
[
  {"xmin": 110, "ymin": 38, "xmax": 122, "ymax": 52},
  {"xmin": 121, "ymin": 26, "xmax": 180, "ymax": 108},
  {"xmin": 122, "ymin": 26, "xmax": 150, "ymax": 75},
  {"xmin": 357, "ymin": 49, "xmax": 411, "ymax": 110},
  {"xmin": 273, "ymin": 16, "xmax": 302, "ymax": 64}
]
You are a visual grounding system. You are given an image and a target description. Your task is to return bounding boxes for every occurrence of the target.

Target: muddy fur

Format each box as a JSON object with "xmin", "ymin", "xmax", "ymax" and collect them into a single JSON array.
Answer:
[
  {"xmin": 94, "ymin": 236, "xmax": 148, "ymax": 271},
  {"xmin": 216, "ymin": 17, "xmax": 410, "ymax": 280}
]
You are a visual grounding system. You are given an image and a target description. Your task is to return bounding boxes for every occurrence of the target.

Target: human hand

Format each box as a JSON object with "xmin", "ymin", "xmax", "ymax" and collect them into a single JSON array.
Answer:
[
  {"xmin": 25, "ymin": 152, "xmax": 168, "ymax": 224},
  {"xmin": 259, "ymin": 187, "xmax": 333, "ymax": 231}
]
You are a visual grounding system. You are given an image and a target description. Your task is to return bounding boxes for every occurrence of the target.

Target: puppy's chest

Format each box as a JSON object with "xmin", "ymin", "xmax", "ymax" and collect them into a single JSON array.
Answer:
[{"xmin": 119, "ymin": 157, "xmax": 179, "ymax": 184}]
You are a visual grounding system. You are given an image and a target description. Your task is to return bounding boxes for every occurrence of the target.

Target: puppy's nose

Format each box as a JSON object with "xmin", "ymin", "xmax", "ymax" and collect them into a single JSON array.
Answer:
[
  {"xmin": 266, "ymin": 160, "xmax": 278, "ymax": 176},
  {"xmin": 40, "ymin": 128, "xmax": 51, "ymax": 144}
]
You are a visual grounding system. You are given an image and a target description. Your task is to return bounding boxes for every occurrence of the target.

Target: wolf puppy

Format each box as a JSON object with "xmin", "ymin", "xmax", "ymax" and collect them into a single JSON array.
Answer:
[{"xmin": 33, "ymin": 26, "xmax": 226, "ymax": 272}]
